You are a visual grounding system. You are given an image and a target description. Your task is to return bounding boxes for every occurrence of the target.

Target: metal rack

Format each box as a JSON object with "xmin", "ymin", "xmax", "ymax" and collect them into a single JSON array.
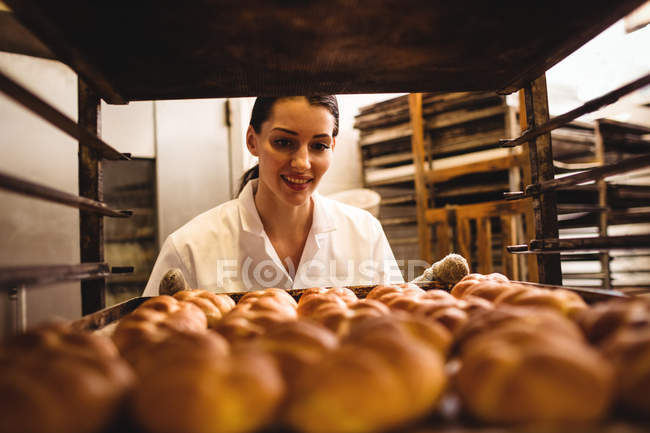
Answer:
[
  {"xmin": 0, "ymin": 0, "xmax": 647, "ymax": 324},
  {"xmin": 502, "ymin": 72, "xmax": 650, "ymax": 289}
]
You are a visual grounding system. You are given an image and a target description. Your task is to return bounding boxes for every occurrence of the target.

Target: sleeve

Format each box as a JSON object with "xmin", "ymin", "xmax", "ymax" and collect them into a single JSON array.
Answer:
[
  {"xmin": 372, "ymin": 217, "xmax": 405, "ymax": 284},
  {"xmin": 142, "ymin": 235, "xmax": 193, "ymax": 296}
]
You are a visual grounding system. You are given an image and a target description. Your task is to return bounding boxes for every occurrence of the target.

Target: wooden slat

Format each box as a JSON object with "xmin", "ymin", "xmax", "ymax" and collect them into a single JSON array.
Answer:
[
  {"xmin": 500, "ymin": 215, "xmax": 516, "ymax": 278},
  {"xmin": 380, "ymin": 194, "xmax": 416, "ymax": 205},
  {"xmin": 0, "ymin": 70, "xmax": 128, "ymax": 160},
  {"xmin": 380, "ymin": 216, "xmax": 418, "ymax": 226},
  {"xmin": 364, "ymin": 152, "xmax": 412, "ymax": 167},
  {"xmin": 409, "ymin": 93, "xmax": 432, "ymax": 263},
  {"xmin": 426, "ymin": 154, "xmax": 526, "ymax": 184},
  {"xmin": 427, "ymin": 104, "xmax": 505, "ymax": 129},
  {"xmin": 0, "ymin": 170, "xmax": 132, "ymax": 218},
  {"xmin": 477, "ymin": 217, "xmax": 493, "ymax": 274},
  {"xmin": 525, "ymin": 75, "xmax": 562, "ymax": 285},
  {"xmin": 457, "ymin": 218, "xmax": 472, "ymax": 266}
]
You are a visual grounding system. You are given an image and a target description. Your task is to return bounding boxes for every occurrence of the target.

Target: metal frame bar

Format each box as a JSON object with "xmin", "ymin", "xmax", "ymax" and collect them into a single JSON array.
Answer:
[
  {"xmin": 508, "ymin": 234, "xmax": 650, "ymax": 254},
  {"xmin": 500, "ymin": 73, "xmax": 650, "ymax": 148},
  {"xmin": 506, "ymin": 153, "xmax": 650, "ymax": 199},
  {"xmin": 0, "ymin": 70, "xmax": 129, "ymax": 160},
  {"xmin": 0, "ymin": 263, "xmax": 110, "ymax": 290},
  {"xmin": 0, "ymin": 170, "xmax": 131, "ymax": 217}
]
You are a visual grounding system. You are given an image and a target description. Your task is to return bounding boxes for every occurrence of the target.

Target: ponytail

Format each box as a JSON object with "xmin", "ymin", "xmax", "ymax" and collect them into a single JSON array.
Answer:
[{"xmin": 238, "ymin": 164, "xmax": 259, "ymax": 196}]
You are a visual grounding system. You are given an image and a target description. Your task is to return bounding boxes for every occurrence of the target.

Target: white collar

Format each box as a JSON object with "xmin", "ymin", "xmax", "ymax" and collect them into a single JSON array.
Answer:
[{"xmin": 238, "ymin": 179, "xmax": 337, "ymax": 236}]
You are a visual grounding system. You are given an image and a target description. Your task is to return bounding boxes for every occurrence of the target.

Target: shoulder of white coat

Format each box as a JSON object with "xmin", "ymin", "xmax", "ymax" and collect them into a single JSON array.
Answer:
[
  {"xmin": 170, "ymin": 198, "xmax": 240, "ymax": 244},
  {"xmin": 319, "ymin": 195, "xmax": 383, "ymax": 238}
]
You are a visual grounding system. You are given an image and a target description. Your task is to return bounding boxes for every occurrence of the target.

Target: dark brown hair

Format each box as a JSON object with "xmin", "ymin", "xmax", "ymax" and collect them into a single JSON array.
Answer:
[{"xmin": 238, "ymin": 96, "xmax": 339, "ymax": 195}]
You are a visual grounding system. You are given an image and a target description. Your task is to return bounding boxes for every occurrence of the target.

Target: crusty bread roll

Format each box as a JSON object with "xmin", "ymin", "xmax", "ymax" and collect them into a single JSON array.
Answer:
[
  {"xmin": 112, "ymin": 296, "xmax": 207, "ymax": 363},
  {"xmin": 413, "ymin": 300, "xmax": 468, "ymax": 334},
  {"xmin": 214, "ymin": 289, "xmax": 298, "ymax": 342},
  {"xmin": 132, "ymin": 332, "xmax": 284, "ymax": 433},
  {"xmin": 601, "ymin": 327, "xmax": 650, "ymax": 414},
  {"xmin": 575, "ymin": 297, "xmax": 650, "ymax": 346},
  {"xmin": 455, "ymin": 306, "xmax": 614, "ymax": 423},
  {"xmin": 494, "ymin": 286, "xmax": 587, "ymax": 318},
  {"xmin": 451, "ymin": 273, "xmax": 509, "ymax": 298},
  {"xmin": 239, "ymin": 287, "xmax": 298, "ymax": 310},
  {"xmin": 0, "ymin": 323, "xmax": 134, "ymax": 433},
  {"xmin": 366, "ymin": 283, "xmax": 426, "ymax": 302},
  {"xmin": 297, "ymin": 292, "xmax": 348, "ymax": 318},
  {"xmin": 255, "ymin": 320, "xmax": 339, "ymax": 392},
  {"xmin": 308, "ymin": 298, "xmax": 390, "ymax": 337},
  {"xmin": 298, "ymin": 286, "xmax": 357, "ymax": 307},
  {"xmin": 287, "ymin": 313, "xmax": 447, "ymax": 433},
  {"xmin": 173, "ymin": 289, "xmax": 235, "ymax": 328}
]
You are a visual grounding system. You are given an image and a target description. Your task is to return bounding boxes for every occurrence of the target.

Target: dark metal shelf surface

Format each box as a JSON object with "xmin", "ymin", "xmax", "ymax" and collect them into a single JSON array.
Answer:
[
  {"xmin": 0, "ymin": 170, "xmax": 132, "ymax": 218},
  {"xmin": 0, "ymin": 70, "xmax": 129, "ymax": 160},
  {"xmin": 4, "ymin": 1, "xmax": 644, "ymax": 102}
]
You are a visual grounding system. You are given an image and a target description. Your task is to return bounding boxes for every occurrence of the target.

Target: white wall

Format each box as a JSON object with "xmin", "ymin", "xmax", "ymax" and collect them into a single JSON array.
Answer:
[
  {"xmin": 155, "ymin": 99, "xmax": 232, "ymax": 243},
  {"xmin": 0, "ymin": 53, "xmax": 158, "ymax": 335},
  {"xmin": 0, "ymin": 53, "xmax": 81, "ymax": 332}
]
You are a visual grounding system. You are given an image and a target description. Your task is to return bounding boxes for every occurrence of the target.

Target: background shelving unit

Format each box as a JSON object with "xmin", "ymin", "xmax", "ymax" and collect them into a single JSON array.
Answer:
[{"xmin": 1, "ymin": 0, "xmax": 647, "ymax": 329}]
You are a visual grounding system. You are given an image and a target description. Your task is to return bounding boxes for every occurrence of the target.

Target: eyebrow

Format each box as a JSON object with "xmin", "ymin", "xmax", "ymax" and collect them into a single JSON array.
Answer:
[{"xmin": 271, "ymin": 127, "xmax": 331, "ymax": 139}]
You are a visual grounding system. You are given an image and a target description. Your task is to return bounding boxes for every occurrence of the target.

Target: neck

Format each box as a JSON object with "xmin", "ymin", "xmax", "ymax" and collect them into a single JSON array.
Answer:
[{"xmin": 253, "ymin": 181, "xmax": 313, "ymax": 239}]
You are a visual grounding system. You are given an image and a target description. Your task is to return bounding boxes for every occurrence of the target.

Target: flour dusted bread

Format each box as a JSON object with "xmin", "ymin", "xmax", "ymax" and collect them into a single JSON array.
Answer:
[{"xmin": 0, "ymin": 323, "xmax": 134, "ymax": 433}]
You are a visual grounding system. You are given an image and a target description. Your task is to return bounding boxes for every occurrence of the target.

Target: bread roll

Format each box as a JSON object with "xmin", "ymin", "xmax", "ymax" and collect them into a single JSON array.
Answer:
[
  {"xmin": 495, "ymin": 286, "xmax": 587, "ymax": 318},
  {"xmin": 173, "ymin": 290, "xmax": 235, "ymax": 327},
  {"xmin": 132, "ymin": 333, "xmax": 284, "ymax": 433},
  {"xmin": 214, "ymin": 289, "xmax": 298, "ymax": 342},
  {"xmin": 112, "ymin": 296, "xmax": 207, "ymax": 363},
  {"xmin": 455, "ymin": 306, "xmax": 614, "ymax": 423},
  {"xmin": 576, "ymin": 298, "xmax": 650, "ymax": 346},
  {"xmin": 298, "ymin": 286, "xmax": 357, "ymax": 306},
  {"xmin": 0, "ymin": 323, "xmax": 134, "ymax": 433},
  {"xmin": 308, "ymin": 298, "xmax": 390, "ymax": 337},
  {"xmin": 256, "ymin": 320, "xmax": 339, "ymax": 391},
  {"xmin": 239, "ymin": 287, "xmax": 298, "ymax": 310},
  {"xmin": 287, "ymin": 313, "xmax": 447, "ymax": 433},
  {"xmin": 297, "ymin": 292, "xmax": 348, "ymax": 318},
  {"xmin": 601, "ymin": 327, "xmax": 650, "ymax": 414}
]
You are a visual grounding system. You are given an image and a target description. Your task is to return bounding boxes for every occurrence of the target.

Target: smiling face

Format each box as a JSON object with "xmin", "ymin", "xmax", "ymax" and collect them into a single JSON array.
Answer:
[{"xmin": 246, "ymin": 97, "xmax": 336, "ymax": 207}]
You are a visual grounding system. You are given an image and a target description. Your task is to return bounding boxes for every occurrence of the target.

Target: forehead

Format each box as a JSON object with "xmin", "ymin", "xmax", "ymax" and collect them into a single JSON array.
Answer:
[{"xmin": 264, "ymin": 98, "xmax": 335, "ymax": 136}]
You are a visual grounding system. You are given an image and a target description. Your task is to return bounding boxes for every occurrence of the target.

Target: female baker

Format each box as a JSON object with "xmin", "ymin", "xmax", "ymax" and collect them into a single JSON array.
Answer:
[{"xmin": 143, "ymin": 95, "xmax": 406, "ymax": 295}]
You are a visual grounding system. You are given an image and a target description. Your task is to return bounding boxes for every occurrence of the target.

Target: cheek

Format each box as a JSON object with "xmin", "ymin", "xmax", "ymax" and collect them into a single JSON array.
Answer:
[{"xmin": 313, "ymin": 153, "xmax": 332, "ymax": 176}]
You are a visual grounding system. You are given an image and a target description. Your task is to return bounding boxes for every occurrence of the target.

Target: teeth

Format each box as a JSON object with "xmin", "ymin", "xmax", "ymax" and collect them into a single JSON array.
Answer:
[{"xmin": 284, "ymin": 176, "xmax": 310, "ymax": 184}]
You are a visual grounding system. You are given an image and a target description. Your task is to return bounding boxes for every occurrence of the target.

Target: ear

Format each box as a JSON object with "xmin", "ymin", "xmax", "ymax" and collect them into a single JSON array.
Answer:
[
  {"xmin": 246, "ymin": 125, "xmax": 259, "ymax": 157},
  {"xmin": 331, "ymin": 137, "xmax": 336, "ymax": 151}
]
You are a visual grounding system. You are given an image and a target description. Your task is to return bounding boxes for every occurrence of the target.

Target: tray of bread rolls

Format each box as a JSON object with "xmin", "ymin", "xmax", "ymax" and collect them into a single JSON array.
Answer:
[{"xmin": 1, "ymin": 270, "xmax": 649, "ymax": 433}]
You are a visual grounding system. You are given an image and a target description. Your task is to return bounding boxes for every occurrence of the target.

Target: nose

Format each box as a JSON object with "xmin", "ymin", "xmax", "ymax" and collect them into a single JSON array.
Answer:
[{"xmin": 290, "ymin": 144, "xmax": 311, "ymax": 171}]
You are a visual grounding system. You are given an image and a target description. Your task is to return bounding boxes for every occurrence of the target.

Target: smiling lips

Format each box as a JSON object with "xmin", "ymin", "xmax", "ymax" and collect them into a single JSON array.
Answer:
[{"xmin": 281, "ymin": 174, "xmax": 313, "ymax": 190}]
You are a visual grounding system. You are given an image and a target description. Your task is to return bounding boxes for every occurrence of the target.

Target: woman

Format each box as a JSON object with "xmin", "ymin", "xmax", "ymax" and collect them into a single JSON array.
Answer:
[{"xmin": 143, "ymin": 95, "xmax": 404, "ymax": 295}]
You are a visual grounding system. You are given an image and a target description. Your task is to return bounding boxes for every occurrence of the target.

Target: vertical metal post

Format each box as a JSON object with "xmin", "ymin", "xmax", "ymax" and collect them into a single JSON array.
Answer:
[
  {"xmin": 78, "ymin": 79, "xmax": 105, "ymax": 314},
  {"xmin": 524, "ymin": 75, "xmax": 562, "ymax": 285},
  {"xmin": 409, "ymin": 93, "xmax": 433, "ymax": 263},
  {"xmin": 594, "ymin": 121, "xmax": 612, "ymax": 290}
]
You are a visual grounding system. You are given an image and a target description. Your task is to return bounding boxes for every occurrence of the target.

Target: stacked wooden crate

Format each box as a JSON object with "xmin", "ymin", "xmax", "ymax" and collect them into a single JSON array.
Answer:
[{"xmin": 355, "ymin": 92, "xmax": 518, "ymax": 275}]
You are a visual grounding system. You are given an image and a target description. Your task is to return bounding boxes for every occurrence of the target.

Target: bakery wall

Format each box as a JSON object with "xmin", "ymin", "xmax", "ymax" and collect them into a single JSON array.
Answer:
[{"xmin": 0, "ymin": 53, "xmax": 236, "ymax": 336}]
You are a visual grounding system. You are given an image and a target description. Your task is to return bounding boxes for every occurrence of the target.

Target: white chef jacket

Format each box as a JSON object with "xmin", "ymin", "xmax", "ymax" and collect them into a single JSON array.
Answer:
[{"xmin": 143, "ymin": 180, "xmax": 404, "ymax": 295}]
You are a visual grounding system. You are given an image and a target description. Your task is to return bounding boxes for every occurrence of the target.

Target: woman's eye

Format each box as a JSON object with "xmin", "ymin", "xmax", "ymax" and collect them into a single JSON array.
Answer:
[
  {"xmin": 273, "ymin": 139, "xmax": 292, "ymax": 148},
  {"xmin": 312, "ymin": 142, "xmax": 331, "ymax": 151}
]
